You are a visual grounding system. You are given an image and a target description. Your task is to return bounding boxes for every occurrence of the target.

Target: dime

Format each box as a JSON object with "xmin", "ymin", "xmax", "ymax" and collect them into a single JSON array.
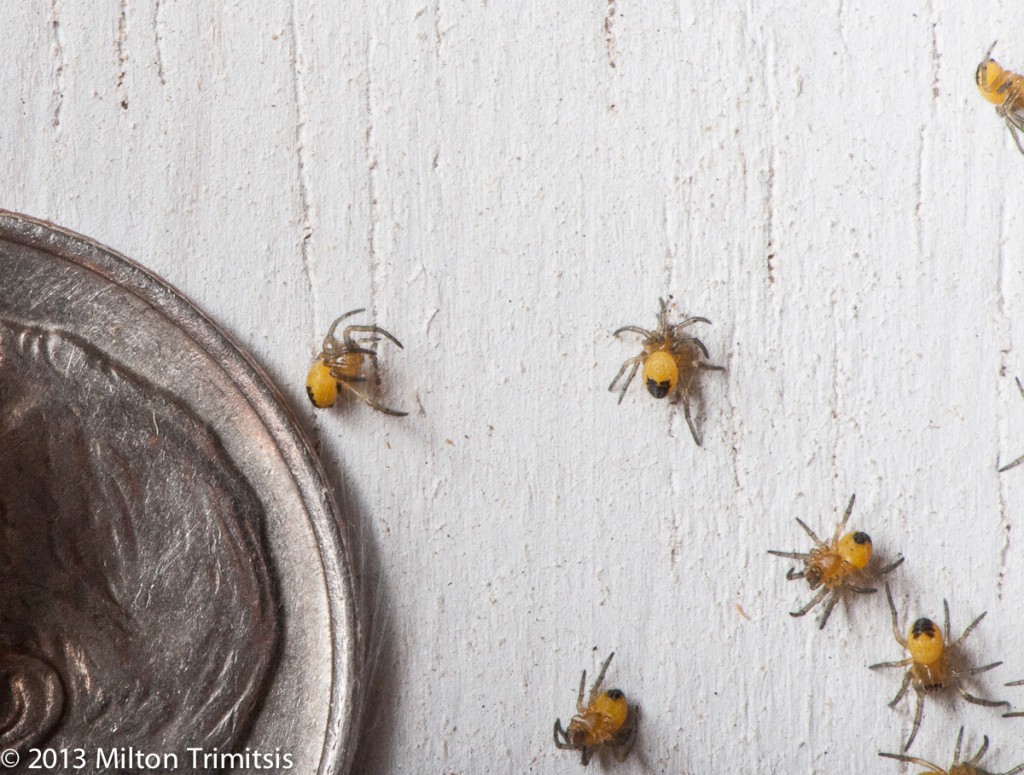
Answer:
[{"xmin": 0, "ymin": 210, "xmax": 358, "ymax": 774}]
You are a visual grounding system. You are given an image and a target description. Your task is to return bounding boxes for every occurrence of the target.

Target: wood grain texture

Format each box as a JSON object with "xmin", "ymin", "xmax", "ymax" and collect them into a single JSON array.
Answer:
[{"xmin": 5, "ymin": 1, "xmax": 1024, "ymax": 772}]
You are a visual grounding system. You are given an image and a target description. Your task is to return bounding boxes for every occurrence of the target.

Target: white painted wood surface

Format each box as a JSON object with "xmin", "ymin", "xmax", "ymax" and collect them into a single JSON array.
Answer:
[{"xmin": 6, "ymin": 2, "xmax": 1024, "ymax": 772}]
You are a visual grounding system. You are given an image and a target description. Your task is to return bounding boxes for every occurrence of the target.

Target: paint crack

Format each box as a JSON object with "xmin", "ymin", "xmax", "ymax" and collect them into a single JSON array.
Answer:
[
  {"xmin": 116, "ymin": 0, "xmax": 129, "ymax": 109},
  {"xmin": 289, "ymin": 0, "xmax": 318, "ymax": 337},
  {"xmin": 49, "ymin": 0, "xmax": 66, "ymax": 128}
]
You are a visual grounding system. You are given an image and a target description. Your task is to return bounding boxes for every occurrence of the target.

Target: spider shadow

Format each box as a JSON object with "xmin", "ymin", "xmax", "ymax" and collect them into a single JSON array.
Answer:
[
  {"xmin": 279, "ymin": 389, "xmax": 401, "ymax": 774},
  {"xmin": 667, "ymin": 377, "xmax": 718, "ymax": 445},
  {"xmin": 317, "ymin": 432, "xmax": 401, "ymax": 775}
]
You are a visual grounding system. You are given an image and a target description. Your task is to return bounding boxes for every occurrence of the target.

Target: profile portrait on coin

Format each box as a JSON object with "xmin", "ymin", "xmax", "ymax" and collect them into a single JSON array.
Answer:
[{"xmin": 0, "ymin": 321, "xmax": 279, "ymax": 771}]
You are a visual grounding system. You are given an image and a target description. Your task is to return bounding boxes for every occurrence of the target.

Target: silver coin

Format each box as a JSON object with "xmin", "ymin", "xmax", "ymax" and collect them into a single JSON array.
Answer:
[{"xmin": 0, "ymin": 210, "xmax": 358, "ymax": 774}]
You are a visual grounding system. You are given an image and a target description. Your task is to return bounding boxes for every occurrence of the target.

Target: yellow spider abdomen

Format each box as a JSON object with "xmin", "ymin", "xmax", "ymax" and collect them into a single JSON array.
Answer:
[
  {"xmin": 836, "ymin": 531, "xmax": 873, "ymax": 570},
  {"xmin": 978, "ymin": 59, "xmax": 1009, "ymax": 105},
  {"xmin": 643, "ymin": 351, "xmax": 678, "ymax": 399},
  {"xmin": 908, "ymin": 617, "xmax": 945, "ymax": 666},
  {"xmin": 584, "ymin": 690, "xmax": 629, "ymax": 745},
  {"xmin": 306, "ymin": 358, "xmax": 339, "ymax": 408}
]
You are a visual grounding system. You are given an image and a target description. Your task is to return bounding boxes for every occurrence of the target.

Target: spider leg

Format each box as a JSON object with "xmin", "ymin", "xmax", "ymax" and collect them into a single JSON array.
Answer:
[
  {"xmin": 997, "ymin": 762, "xmax": 1024, "ymax": 775},
  {"xmin": 870, "ymin": 657, "xmax": 914, "ymax": 670},
  {"xmin": 830, "ymin": 494, "xmax": 856, "ymax": 542},
  {"xmin": 609, "ymin": 357, "xmax": 643, "ymax": 403},
  {"xmin": 588, "ymin": 653, "xmax": 614, "ymax": 703},
  {"xmin": 672, "ymin": 335, "xmax": 710, "ymax": 359},
  {"xmin": 903, "ymin": 687, "xmax": 925, "ymax": 751},
  {"xmin": 790, "ymin": 587, "xmax": 828, "ymax": 618},
  {"xmin": 885, "ymin": 670, "xmax": 913, "ymax": 708},
  {"xmin": 688, "ymin": 337, "xmax": 712, "ymax": 359},
  {"xmin": 553, "ymin": 719, "xmax": 571, "ymax": 749},
  {"xmin": 877, "ymin": 752, "xmax": 944, "ymax": 773},
  {"xmin": 884, "ymin": 584, "xmax": 907, "ymax": 647},
  {"xmin": 794, "ymin": 518, "xmax": 825, "ymax": 547},
  {"xmin": 766, "ymin": 550, "xmax": 810, "ymax": 561},
  {"xmin": 672, "ymin": 316, "xmax": 712, "ymax": 333},
  {"xmin": 877, "ymin": 556, "xmax": 905, "ymax": 576},
  {"xmin": 960, "ymin": 687, "xmax": 1010, "ymax": 708},
  {"xmin": 817, "ymin": 591, "xmax": 839, "ymax": 629},
  {"xmin": 576, "ymin": 668, "xmax": 587, "ymax": 710},
  {"xmin": 323, "ymin": 309, "xmax": 365, "ymax": 346},
  {"xmin": 944, "ymin": 600, "xmax": 952, "ymax": 642},
  {"xmin": 612, "ymin": 325, "xmax": 656, "ymax": 339},
  {"xmin": 343, "ymin": 324, "xmax": 404, "ymax": 349},
  {"xmin": 846, "ymin": 584, "xmax": 876, "ymax": 594},
  {"xmin": 697, "ymin": 362, "xmax": 726, "ymax": 372},
  {"xmin": 953, "ymin": 725, "xmax": 964, "ymax": 764},
  {"xmin": 1000, "ymin": 451, "xmax": 1024, "ymax": 473},
  {"xmin": 953, "ymin": 610, "xmax": 986, "ymax": 647},
  {"xmin": 955, "ymin": 660, "xmax": 1002, "ymax": 676},
  {"xmin": 966, "ymin": 732, "xmax": 988, "ymax": 767},
  {"xmin": 580, "ymin": 747, "xmax": 593, "ymax": 766},
  {"xmin": 681, "ymin": 393, "xmax": 702, "ymax": 447},
  {"xmin": 784, "ymin": 567, "xmax": 807, "ymax": 581},
  {"xmin": 340, "ymin": 383, "xmax": 408, "ymax": 417},
  {"xmin": 1007, "ymin": 115, "xmax": 1024, "ymax": 156}
]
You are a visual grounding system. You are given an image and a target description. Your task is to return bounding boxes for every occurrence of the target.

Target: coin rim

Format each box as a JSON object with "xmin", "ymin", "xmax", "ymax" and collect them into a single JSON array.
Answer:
[{"xmin": 0, "ymin": 208, "xmax": 359, "ymax": 775}]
